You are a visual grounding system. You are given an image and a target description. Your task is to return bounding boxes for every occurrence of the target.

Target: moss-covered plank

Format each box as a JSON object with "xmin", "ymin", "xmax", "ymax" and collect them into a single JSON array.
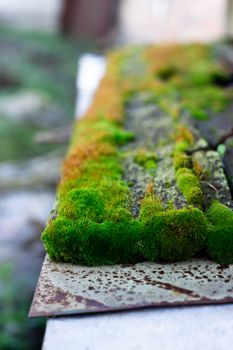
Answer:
[{"xmin": 42, "ymin": 44, "xmax": 233, "ymax": 265}]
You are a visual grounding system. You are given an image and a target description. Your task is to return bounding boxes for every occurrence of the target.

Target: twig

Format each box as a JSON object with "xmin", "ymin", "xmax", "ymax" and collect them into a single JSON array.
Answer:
[{"xmin": 187, "ymin": 127, "xmax": 233, "ymax": 155}]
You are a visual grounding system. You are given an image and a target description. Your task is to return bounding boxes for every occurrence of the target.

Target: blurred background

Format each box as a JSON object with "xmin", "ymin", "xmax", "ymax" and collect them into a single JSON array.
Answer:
[{"xmin": 0, "ymin": 0, "xmax": 232, "ymax": 349}]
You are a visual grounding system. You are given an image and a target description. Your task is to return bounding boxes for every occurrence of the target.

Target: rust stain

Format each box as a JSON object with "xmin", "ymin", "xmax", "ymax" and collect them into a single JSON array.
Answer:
[
  {"xmin": 75, "ymin": 295, "xmax": 107, "ymax": 308},
  {"xmin": 152, "ymin": 280, "xmax": 200, "ymax": 298},
  {"xmin": 29, "ymin": 256, "xmax": 233, "ymax": 318},
  {"xmin": 217, "ymin": 264, "xmax": 230, "ymax": 270},
  {"xmin": 47, "ymin": 290, "xmax": 71, "ymax": 306},
  {"xmin": 29, "ymin": 295, "xmax": 233, "ymax": 318}
]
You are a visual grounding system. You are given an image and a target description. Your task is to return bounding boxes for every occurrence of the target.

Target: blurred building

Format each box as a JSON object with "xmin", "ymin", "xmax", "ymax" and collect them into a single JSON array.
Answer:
[
  {"xmin": 0, "ymin": 0, "xmax": 232, "ymax": 42},
  {"xmin": 118, "ymin": 0, "xmax": 230, "ymax": 44},
  {"xmin": 61, "ymin": 0, "xmax": 233, "ymax": 43}
]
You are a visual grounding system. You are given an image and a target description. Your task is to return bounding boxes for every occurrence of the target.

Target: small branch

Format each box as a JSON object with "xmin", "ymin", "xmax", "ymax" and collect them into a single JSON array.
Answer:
[
  {"xmin": 216, "ymin": 127, "xmax": 233, "ymax": 146},
  {"xmin": 202, "ymin": 181, "xmax": 218, "ymax": 192},
  {"xmin": 186, "ymin": 127, "xmax": 233, "ymax": 155},
  {"xmin": 186, "ymin": 146, "xmax": 209, "ymax": 155}
]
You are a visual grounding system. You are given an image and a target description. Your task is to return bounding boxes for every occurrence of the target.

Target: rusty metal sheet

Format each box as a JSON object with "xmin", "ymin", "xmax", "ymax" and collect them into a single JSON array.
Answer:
[{"xmin": 29, "ymin": 255, "xmax": 233, "ymax": 317}]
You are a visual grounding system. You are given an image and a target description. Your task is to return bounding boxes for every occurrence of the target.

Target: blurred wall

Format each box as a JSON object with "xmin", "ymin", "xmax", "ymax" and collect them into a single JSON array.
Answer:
[
  {"xmin": 227, "ymin": 0, "xmax": 233, "ymax": 37},
  {"xmin": 0, "ymin": 0, "xmax": 62, "ymax": 32},
  {"xmin": 118, "ymin": 0, "xmax": 228, "ymax": 44}
]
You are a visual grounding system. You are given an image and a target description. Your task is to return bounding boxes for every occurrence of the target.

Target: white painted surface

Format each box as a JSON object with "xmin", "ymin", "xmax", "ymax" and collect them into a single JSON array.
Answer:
[
  {"xmin": 43, "ymin": 305, "xmax": 233, "ymax": 350},
  {"xmin": 75, "ymin": 55, "xmax": 106, "ymax": 118},
  {"xmin": 118, "ymin": 0, "xmax": 228, "ymax": 44},
  {"xmin": 0, "ymin": 0, "xmax": 62, "ymax": 32}
]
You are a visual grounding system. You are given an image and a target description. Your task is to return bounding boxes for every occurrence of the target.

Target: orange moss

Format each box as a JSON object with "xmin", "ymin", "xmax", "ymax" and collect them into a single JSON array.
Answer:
[
  {"xmin": 84, "ymin": 78, "xmax": 123, "ymax": 123},
  {"xmin": 192, "ymin": 158, "xmax": 204, "ymax": 178},
  {"xmin": 146, "ymin": 181, "xmax": 154, "ymax": 196},
  {"xmin": 146, "ymin": 45, "xmax": 181, "ymax": 75},
  {"xmin": 175, "ymin": 124, "xmax": 194, "ymax": 145},
  {"xmin": 146, "ymin": 44, "xmax": 209, "ymax": 78},
  {"xmin": 61, "ymin": 142, "xmax": 115, "ymax": 182}
]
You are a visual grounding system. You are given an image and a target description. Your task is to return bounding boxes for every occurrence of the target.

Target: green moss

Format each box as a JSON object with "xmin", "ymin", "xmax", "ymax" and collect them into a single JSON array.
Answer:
[
  {"xmin": 84, "ymin": 155, "xmax": 123, "ymax": 181},
  {"xmin": 173, "ymin": 152, "xmax": 192, "ymax": 170},
  {"xmin": 134, "ymin": 149, "xmax": 158, "ymax": 169},
  {"xmin": 148, "ymin": 46, "xmax": 231, "ymax": 121},
  {"xmin": 78, "ymin": 119, "xmax": 135, "ymax": 146},
  {"xmin": 140, "ymin": 206, "xmax": 207, "ymax": 262},
  {"xmin": 139, "ymin": 195, "xmax": 164, "ymax": 222},
  {"xmin": 176, "ymin": 169, "xmax": 203, "ymax": 207},
  {"xmin": 189, "ymin": 108, "xmax": 209, "ymax": 121},
  {"xmin": 145, "ymin": 160, "xmax": 157, "ymax": 170},
  {"xmin": 174, "ymin": 142, "xmax": 191, "ymax": 152},
  {"xmin": 157, "ymin": 65, "xmax": 179, "ymax": 81},
  {"xmin": 181, "ymin": 86, "xmax": 229, "ymax": 120},
  {"xmin": 107, "ymin": 208, "xmax": 133, "ymax": 222},
  {"xmin": 58, "ymin": 188, "xmax": 105, "ymax": 222},
  {"xmin": 80, "ymin": 220, "xmax": 142, "ymax": 265},
  {"xmin": 188, "ymin": 63, "xmax": 223, "ymax": 86},
  {"xmin": 105, "ymin": 127, "xmax": 135, "ymax": 145},
  {"xmin": 175, "ymin": 167, "xmax": 192, "ymax": 177},
  {"xmin": 42, "ymin": 218, "xmax": 83, "ymax": 263},
  {"xmin": 122, "ymin": 89, "xmax": 136, "ymax": 104},
  {"xmin": 205, "ymin": 201, "xmax": 233, "ymax": 264},
  {"xmin": 42, "ymin": 218, "xmax": 142, "ymax": 265}
]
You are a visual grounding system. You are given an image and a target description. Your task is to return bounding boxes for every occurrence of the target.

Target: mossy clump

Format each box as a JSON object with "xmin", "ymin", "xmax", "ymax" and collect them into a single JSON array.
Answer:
[
  {"xmin": 134, "ymin": 148, "xmax": 158, "ymax": 170},
  {"xmin": 42, "ymin": 218, "xmax": 83, "ymax": 263},
  {"xmin": 80, "ymin": 220, "xmax": 143, "ymax": 265},
  {"xmin": 192, "ymin": 158, "xmax": 205, "ymax": 178},
  {"xmin": 58, "ymin": 188, "xmax": 105, "ymax": 222},
  {"xmin": 147, "ymin": 44, "xmax": 232, "ymax": 121},
  {"xmin": 140, "ymin": 203, "xmax": 207, "ymax": 262},
  {"xmin": 157, "ymin": 65, "xmax": 179, "ymax": 81},
  {"xmin": 173, "ymin": 124, "xmax": 203, "ymax": 207},
  {"xmin": 139, "ymin": 194, "xmax": 164, "ymax": 222},
  {"xmin": 174, "ymin": 152, "xmax": 192, "ymax": 170},
  {"xmin": 205, "ymin": 201, "xmax": 233, "ymax": 264},
  {"xmin": 42, "ymin": 218, "xmax": 143, "ymax": 265},
  {"xmin": 175, "ymin": 125, "xmax": 194, "ymax": 145},
  {"xmin": 176, "ymin": 168, "xmax": 203, "ymax": 207}
]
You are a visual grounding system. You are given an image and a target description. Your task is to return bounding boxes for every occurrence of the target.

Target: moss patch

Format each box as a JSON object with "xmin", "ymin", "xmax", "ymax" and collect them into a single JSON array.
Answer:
[
  {"xmin": 42, "ymin": 43, "xmax": 233, "ymax": 266},
  {"xmin": 205, "ymin": 201, "xmax": 233, "ymax": 264},
  {"xmin": 176, "ymin": 168, "xmax": 203, "ymax": 207},
  {"xmin": 134, "ymin": 148, "xmax": 158, "ymax": 170},
  {"xmin": 140, "ymin": 206, "xmax": 207, "ymax": 262}
]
